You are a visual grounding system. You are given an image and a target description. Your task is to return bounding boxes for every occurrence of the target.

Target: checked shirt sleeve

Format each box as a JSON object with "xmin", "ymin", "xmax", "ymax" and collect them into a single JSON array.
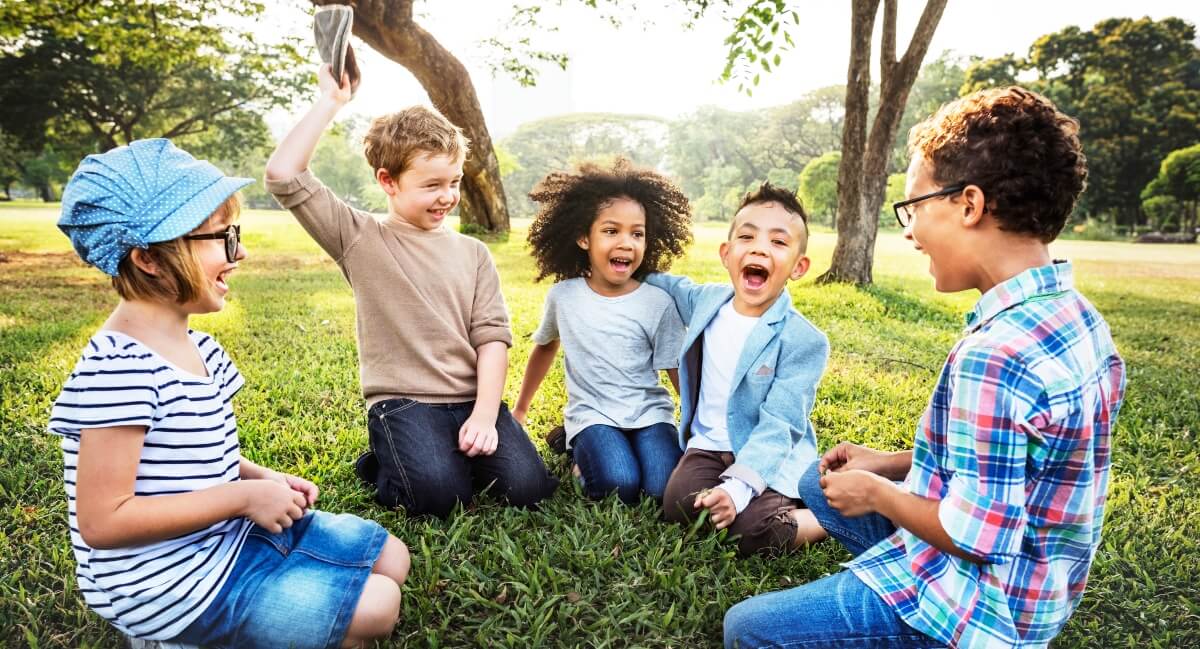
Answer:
[{"xmin": 936, "ymin": 345, "xmax": 1042, "ymax": 564}]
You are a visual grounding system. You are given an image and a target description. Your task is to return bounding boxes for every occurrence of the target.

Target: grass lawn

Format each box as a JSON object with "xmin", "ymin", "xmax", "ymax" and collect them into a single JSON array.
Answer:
[{"xmin": 2, "ymin": 200, "xmax": 1198, "ymax": 647}]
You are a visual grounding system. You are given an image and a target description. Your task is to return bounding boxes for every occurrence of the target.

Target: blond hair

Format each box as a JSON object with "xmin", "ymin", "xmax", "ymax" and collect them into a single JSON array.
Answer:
[
  {"xmin": 112, "ymin": 193, "xmax": 242, "ymax": 304},
  {"xmin": 363, "ymin": 106, "xmax": 470, "ymax": 177}
]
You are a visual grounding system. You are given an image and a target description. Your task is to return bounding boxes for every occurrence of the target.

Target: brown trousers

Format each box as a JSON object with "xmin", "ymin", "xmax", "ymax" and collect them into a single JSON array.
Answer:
[{"xmin": 662, "ymin": 448, "xmax": 801, "ymax": 557}]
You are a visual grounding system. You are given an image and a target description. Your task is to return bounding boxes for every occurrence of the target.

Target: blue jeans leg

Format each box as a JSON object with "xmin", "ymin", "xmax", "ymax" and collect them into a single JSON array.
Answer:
[
  {"xmin": 467, "ymin": 403, "xmax": 560, "ymax": 509},
  {"xmin": 629, "ymin": 422, "xmax": 683, "ymax": 501},
  {"xmin": 573, "ymin": 424, "xmax": 642, "ymax": 504},
  {"xmin": 796, "ymin": 462, "xmax": 896, "ymax": 556},
  {"xmin": 367, "ymin": 398, "xmax": 473, "ymax": 518},
  {"xmin": 723, "ymin": 571, "xmax": 942, "ymax": 648}
]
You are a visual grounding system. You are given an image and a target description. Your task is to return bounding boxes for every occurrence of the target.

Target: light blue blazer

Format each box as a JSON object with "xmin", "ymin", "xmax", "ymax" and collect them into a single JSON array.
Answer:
[{"xmin": 646, "ymin": 273, "xmax": 829, "ymax": 499}]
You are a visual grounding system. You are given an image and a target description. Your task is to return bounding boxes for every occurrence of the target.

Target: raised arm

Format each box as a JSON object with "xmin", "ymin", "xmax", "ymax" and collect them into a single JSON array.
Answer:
[
  {"xmin": 264, "ymin": 64, "xmax": 353, "ymax": 181},
  {"xmin": 514, "ymin": 340, "xmax": 560, "ymax": 425}
]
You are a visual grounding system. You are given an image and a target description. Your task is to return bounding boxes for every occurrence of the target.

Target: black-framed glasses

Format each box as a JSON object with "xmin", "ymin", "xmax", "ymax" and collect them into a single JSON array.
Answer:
[
  {"xmin": 892, "ymin": 185, "xmax": 965, "ymax": 228},
  {"xmin": 184, "ymin": 224, "xmax": 241, "ymax": 263}
]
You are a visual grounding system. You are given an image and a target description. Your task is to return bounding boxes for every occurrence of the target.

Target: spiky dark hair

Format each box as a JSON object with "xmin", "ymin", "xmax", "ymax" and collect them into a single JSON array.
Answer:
[{"xmin": 526, "ymin": 158, "xmax": 693, "ymax": 282}]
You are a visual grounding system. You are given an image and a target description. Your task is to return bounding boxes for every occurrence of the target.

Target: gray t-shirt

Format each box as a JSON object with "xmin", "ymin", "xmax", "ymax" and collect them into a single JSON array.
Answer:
[{"xmin": 532, "ymin": 278, "xmax": 685, "ymax": 446}]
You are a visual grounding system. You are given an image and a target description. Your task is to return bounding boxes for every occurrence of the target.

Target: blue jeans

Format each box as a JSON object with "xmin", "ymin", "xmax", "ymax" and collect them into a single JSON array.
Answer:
[
  {"xmin": 175, "ymin": 512, "xmax": 387, "ymax": 649},
  {"xmin": 723, "ymin": 464, "xmax": 941, "ymax": 648},
  {"xmin": 367, "ymin": 399, "xmax": 559, "ymax": 518},
  {"xmin": 571, "ymin": 422, "xmax": 682, "ymax": 504}
]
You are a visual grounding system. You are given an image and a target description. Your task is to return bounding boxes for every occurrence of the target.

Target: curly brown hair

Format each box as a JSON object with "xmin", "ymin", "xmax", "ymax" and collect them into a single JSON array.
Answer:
[
  {"xmin": 526, "ymin": 158, "xmax": 693, "ymax": 282},
  {"xmin": 908, "ymin": 86, "xmax": 1087, "ymax": 242}
]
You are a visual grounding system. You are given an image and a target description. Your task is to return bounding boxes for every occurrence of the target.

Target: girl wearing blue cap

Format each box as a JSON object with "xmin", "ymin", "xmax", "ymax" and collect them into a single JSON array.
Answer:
[{"xmin": 50, "ymin": 139, "xmax": 409, "ymax": 648}]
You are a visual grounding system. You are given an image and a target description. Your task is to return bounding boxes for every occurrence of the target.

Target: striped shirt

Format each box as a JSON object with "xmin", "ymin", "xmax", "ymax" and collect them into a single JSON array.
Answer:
[
  {"xmin": 848, "ymin": 262, "xmax": 1126, "ymax": 648},
  {"xmin": 48, "ymin": 330, "xmax": 252, "ymax": 640}
]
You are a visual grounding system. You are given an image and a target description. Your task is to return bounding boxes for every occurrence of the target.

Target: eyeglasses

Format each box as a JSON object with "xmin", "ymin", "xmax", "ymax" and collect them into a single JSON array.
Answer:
[
  {"xmin": 892, "ymin": 185, "xmax": 965, "ymax": 228},
  {"xmin": 183, "ymin": 224, "xmax": 241, "ymax": 263}
]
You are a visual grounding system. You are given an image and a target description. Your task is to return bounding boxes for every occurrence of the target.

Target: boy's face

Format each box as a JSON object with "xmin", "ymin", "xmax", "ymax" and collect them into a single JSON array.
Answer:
[
  {"xmin": 720, "ymin": 202, "xmax": 810, "ymax": 317},
  {"xmin": 379, "ymin": 152, "xmax": 464, "ymax": 230},
  {"xmin": 902, "ymin": 156, "xmax": 978, "ymax": 293},
  {"xmin": 577, "ymin": 197, "xmax": 646, "ymax": 296}
]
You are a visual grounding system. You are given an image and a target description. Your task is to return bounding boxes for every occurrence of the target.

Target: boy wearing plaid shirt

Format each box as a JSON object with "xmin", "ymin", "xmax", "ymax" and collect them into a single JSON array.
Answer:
[{"xmin": 725, "ymin": 87, "xmax": 1126, "ymax": 648}]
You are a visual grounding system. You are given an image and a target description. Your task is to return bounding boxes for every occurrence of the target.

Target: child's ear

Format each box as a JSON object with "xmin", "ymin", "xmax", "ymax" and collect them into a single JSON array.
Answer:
[
  {"xmin": 129, "ymin": 248, "xmax": 159, "ymax": 277},
  {"xmin": 376, "ymin": 168, "xmax": 398, "ymax": 196},
  {"xmin": 576, "ymin": 236, "xmax": 589, "ymax": 251},
  {"xmin": 789, "ymin": 254, "xmax": 811, "ymax": 280},
  {"xmin": 961, "ymin": 184, "xmax": 988, "ymax": 228},
  {"xmin": 718, "ymin": 240, "xmax": 730, "ymax": 268}
]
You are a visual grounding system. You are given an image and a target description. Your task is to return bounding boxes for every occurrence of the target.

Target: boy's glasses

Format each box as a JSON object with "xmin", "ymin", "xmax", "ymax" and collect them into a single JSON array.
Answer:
[
  {"xmin": 184, "ymin": 224, "xmax": 241, "ymax": 263},
  {"xmin": 893, "ymin": 185, "xmax": 965, "ymax": 228}
]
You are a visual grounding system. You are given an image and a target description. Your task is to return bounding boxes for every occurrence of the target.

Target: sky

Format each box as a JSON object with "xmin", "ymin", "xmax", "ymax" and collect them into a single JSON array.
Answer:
[{"xmin": 264, "ymin": 1, "xmax": 1199, "ymax": 138}]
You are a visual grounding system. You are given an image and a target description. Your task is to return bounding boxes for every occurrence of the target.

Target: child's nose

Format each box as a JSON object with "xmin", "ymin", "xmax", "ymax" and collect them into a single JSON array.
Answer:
[{"xmin": 235, "ymin": 241, "xmax": 248, "ymax": 261}]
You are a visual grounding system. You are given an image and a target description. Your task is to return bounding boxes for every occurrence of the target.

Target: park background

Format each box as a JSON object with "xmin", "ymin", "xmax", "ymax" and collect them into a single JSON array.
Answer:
[{"xmin": 2, "ymin": 1, "xmax": 1199, "ymax": 647}]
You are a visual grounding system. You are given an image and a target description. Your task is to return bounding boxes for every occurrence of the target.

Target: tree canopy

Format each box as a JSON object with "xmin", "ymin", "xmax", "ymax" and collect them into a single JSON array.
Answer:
[{"xmin": 0, "ymin": 0, "xmax": 306, "ymax": 198}]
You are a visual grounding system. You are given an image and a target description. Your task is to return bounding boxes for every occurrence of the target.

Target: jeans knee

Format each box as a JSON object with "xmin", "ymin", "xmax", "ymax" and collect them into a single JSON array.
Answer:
[
  {"xmin": 722, "ymin": 599, "xmax": 757, "ymax": 649},
  {"xmin": 502, "ymin": 472, "xmax": 558, "ymax": 509}
]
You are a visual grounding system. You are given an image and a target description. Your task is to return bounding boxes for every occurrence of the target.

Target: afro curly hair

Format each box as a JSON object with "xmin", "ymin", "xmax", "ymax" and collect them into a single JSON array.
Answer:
[
  {"xmin": 908, "ymin": 86, "xmax": 1087, "ymax": 242},
  {"xmin": 526, "ymin": 158, "xmax": 692, "ymax": 283}
]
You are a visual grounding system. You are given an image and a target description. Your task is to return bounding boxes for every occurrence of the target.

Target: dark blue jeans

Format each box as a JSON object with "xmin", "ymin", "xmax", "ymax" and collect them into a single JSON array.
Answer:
[
  {"xmin": 571, "ymin": 422, "xmax": 682, "ymax": 504},
  {"xmin": 723, "ymin": 464, "xmax": 941, "ymax": 648},
  {"xmin": 366, "ymin": 399, "xmax": 558, "ymax": 518}
]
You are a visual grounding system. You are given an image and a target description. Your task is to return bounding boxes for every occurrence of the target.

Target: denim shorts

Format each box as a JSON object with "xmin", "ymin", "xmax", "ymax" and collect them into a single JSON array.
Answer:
[{"xmin": 174, "ymin": 511, "xmax": 388, "ymax": 649}]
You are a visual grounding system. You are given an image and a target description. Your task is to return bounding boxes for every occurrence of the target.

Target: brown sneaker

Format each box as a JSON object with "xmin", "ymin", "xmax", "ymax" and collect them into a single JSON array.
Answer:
[{"xmin": 545, "ymin": 425, "xmax": 567, "ymax": 456}]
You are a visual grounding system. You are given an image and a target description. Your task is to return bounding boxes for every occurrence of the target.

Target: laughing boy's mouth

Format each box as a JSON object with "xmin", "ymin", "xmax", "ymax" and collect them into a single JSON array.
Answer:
[{"xmin": 741, "ymin": 263, "xmax": 769, "ymax": 289}]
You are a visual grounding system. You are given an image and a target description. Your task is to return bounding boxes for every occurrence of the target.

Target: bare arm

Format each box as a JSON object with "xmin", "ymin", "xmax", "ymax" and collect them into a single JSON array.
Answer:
[
  {"xmin": 264, "ymin": 65, "xmax": 352, "ymax": 181},
  {"xmin": 458, "ymin": 341, "xmax": 510, "ymax": 456},
  {"xmin": 872, "ymin": 481, "xmax": 980, "ymax": 563},
  {"xmin": 513, "ymin": 340, "xmax": 560, "ymax": 424},
  {"xmin": 666, "ymin": 368, "xmax": 680, "ymax": 396},
  {"xmin": 75, "ymin": 426, "xmax": 307, "ymax": 550}
]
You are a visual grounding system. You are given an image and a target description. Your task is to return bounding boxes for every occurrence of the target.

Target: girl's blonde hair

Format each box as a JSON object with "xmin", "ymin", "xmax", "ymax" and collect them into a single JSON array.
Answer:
[{"xmin": 112, "ymin": 193, "xmax": 242, "ymax": 304}]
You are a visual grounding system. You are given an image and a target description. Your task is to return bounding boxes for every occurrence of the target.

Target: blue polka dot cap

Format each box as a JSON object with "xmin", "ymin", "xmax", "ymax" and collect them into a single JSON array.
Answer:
[{"xmin": 58, "ymin": 138, "xmax": 254, "ymax": 276}]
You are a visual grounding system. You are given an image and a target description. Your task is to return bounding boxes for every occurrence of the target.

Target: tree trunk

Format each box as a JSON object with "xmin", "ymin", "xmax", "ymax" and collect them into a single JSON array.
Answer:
[
  {"xmin": 38, "ymin": 182, "xmax": 54, "ymax": 202},
  {"xmin": 819, "ymin": 0, "xmax": 947, "ymax": 285},
  {"xmin": 311, "ymin": 0, "xmax": 510, "ymax": 233}
]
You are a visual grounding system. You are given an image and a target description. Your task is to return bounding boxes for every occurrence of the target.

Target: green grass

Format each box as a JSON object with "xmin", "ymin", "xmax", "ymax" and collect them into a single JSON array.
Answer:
[{"xmin": 2, "ymin": 202, "xmax": 1198, "ymax": 647}]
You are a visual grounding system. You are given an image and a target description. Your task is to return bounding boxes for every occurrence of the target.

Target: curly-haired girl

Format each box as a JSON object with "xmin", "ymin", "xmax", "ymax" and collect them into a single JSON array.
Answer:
[{"xmin": 512, "ymin": 158, "xmax": 693, "ymax": 505}]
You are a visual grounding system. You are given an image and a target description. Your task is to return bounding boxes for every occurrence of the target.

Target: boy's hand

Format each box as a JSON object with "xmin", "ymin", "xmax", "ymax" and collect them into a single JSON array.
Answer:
[
  {"xmin": 265, "ymin": 469, "xmax": 319, "ymax": 509},
  {"xmin": 318, "ymin": 63, "xmax": 355, "ymax": 106},
  {"xmin": 695, "ymin": 487, "xmax": 737, "ymax": 530},
  {"xmin": 819, "ymin": 469, "xmax": 892, "ymax": 517},
  {"xmin": 459, "ymin": 414, "xmax": 499, "ymax": 457},
  {"xmin": 820, "ymin": 442, "xmax": 894, "ymax": 477},
  {"xmin": 242, "ymin": 480, "xmax": 308, "ymax": 533}
]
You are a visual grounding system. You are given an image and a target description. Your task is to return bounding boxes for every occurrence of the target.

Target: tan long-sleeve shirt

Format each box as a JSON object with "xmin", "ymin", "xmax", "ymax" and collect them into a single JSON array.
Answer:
[{"xmin": 266, "ymin": 170, "xmax": 512, "ymax": 406}]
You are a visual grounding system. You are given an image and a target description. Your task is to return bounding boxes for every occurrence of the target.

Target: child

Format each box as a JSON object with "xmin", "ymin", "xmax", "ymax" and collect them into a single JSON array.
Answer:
[
  {"xmin": 512, "ymin": 159, "xmax": 692, "ymax": 504},
  {"xmin": 50, "ymin": 139, "xmax": 409, "ymax": 648},
  {"xmin": 648, "ymin": 182, "xmax": 830, "ymax": 557},
  {"xmin": 264, "ymin": 65, "xmax": 557, "ymax": 519},
  {"xmin": 724, "ymin": 87, "xmax": 1126, "ymax": 648}
]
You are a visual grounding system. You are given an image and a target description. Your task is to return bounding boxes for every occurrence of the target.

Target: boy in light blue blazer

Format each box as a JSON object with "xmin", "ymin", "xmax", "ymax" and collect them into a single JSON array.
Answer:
[{"xmin": 647, "ymin": 182, "xmax": 830, "ymax": 556}]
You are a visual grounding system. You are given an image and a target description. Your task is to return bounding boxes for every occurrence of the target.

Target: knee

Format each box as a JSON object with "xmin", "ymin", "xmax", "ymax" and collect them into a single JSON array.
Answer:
[
  {"xmin": 375, "ymin": 535, "xmax": 410, "ymax": 586},
  {"xmin": 348, "ymin": 574, "xmax": 401, "ymax": 644},
  {"xmin": 723, "ymin": 598, "xmax": 761, "ymax": 649},
  {"xmin": 795, "ymin": 462, "xmax": 824, "ymax": 506},
  {"xmin": 584, "ymin": 467, "xmax": 641, "ymax": 505},
  {"xmin": 395, "ymin": 469, "xmax": 471, "ymax": 518},
  {"xmin": 502, "ymin": 471, "xmax": 558, "ymax": 509}
]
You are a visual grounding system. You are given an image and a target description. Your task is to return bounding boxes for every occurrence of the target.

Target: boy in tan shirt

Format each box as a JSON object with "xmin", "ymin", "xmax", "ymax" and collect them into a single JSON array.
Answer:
[{"xmin": 264, "ymin": 64, "xmax": 558, "ymax": 518}]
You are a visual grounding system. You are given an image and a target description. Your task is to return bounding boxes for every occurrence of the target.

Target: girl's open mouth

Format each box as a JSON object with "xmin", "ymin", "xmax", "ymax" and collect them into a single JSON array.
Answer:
[{"xmin": 610, "ymin": 257, "xmax": 633, "ymax": 273}]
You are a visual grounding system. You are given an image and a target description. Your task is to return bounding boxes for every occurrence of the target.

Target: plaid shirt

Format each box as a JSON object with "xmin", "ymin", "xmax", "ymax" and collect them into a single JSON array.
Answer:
[{"xmin": 848, "ymin": 262, "xmax": 1126, "ymax": 648}]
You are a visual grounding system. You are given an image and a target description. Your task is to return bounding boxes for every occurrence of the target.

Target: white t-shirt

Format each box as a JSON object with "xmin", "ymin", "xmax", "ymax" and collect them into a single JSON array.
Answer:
[
  {"xmin": 48, "ymin": 330, "xmax": 252, "ymax": 640},
  {"xmin": 689, "ymin": 301, "xmax": 760, "ymax": 512}
]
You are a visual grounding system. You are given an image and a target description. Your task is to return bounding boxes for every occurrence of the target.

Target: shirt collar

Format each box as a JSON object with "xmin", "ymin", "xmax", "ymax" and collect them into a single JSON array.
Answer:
[{"xmin": 964, "ymin": 260, "xmax": 1074, "ymax": 332}]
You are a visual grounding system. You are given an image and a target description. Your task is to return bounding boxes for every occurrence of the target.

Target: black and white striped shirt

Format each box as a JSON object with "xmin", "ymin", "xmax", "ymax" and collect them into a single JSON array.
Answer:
[{"xmin": 49, "ymin": 330, "xmax": 251, "ymax": 640}]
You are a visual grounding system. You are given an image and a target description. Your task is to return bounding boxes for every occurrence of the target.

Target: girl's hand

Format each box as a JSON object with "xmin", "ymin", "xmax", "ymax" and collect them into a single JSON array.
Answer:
[
  {"xmin": 265, "ymin": 470, "xmax": 319, "ymax": 509},
  {"xmin": 459, "ymin": 414, "xmax": 498, "ymax": 457},
  {"xmin": 511, "ymin": 407, "xmax": 528, "ymax": 426},
  {"xmin": 695, "ymin": 488, "xmax": 737, "ymax": 530},
  {"xmin": 242, "ymin": 480, "xmax": 308, "ymax": 533},
  {"xmin": 819, "ymin": 469, "xmax": 891, "ymax": 517},
  {"xmin": 317, "ymin": 63, "xmax": 354, "ymax": 106}
]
